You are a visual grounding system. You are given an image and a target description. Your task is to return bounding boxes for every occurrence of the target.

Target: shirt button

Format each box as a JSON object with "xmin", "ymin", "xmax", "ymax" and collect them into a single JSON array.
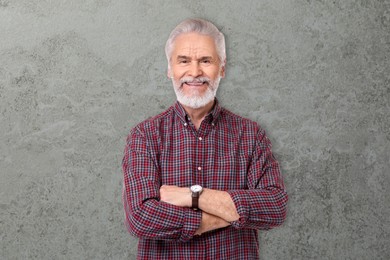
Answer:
[
  {"xmin": 197, "ymin": 167, "xmax": 202, "ymax": 171},
  {"xmin": 211, "ymin": 123, "xmax": 215, "ymax": 126},
  {"xmin": 184, "ymin": 123, "xmax": 188, "ymax": 126},
  {"xmin": 198, "ymin": 137, "xmax": 202, "ymax": 141}
]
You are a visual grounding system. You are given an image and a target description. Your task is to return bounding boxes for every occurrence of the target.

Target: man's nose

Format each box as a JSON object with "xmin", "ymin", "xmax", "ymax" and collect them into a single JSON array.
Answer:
[{"xmin": 188, "ymin": 62, "xmax": 202, "ymax": 77}]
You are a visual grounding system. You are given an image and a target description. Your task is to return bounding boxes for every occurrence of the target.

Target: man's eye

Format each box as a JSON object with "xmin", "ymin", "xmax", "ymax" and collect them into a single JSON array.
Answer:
[{"xmin": 179, "ymin": 60, "xmax": 189, "ymax": 64}]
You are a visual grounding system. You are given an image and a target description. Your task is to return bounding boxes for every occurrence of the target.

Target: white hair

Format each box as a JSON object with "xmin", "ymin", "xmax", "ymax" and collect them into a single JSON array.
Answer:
[{"xmin": 165, "ymin": 18, "xmax": 226, "ymax": 68}]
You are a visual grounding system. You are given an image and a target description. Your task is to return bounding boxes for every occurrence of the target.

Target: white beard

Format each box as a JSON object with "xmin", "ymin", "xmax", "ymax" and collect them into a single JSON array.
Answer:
[{"xmin": 172, "ymin": 76, "xmax": 221, "ymax": 109}]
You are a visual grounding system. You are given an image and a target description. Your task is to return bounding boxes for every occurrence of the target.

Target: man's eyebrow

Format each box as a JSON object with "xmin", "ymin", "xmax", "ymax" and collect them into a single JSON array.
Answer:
[
  {"xmin": 199, "ymin": 56, "xmax": 213, "ymax": 61},
  {"xmin": 176, "ymin": 55, "xmax": 190, "ymax": 60},
  {"xmin": 176, "ymin": 55, "xmax": 214, "ymax": 60}
]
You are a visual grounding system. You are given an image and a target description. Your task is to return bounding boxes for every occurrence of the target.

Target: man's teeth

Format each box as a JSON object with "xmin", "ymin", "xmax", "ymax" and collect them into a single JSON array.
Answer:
[{"xmin": 186, "ymin": 81, "xmax": 205, "ymax": 85}]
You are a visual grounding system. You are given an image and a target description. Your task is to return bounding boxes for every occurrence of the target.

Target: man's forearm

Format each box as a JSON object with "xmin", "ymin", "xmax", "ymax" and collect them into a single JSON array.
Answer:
[
  {"xmin": 198, "ymin": 188, "xmax": 240, "ymax": 222},
  {"xmin": 160, "ymin": 185, "xmax": 240, "ymax": 222},
  {"xmin": 195, "ymin": 211, "xmax": 231, "ymax": 235}
]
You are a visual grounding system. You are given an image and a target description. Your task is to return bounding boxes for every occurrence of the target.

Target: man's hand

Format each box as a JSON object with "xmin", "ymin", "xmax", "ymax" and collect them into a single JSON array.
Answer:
[{"xmin": 160, "ymin": 185, "xmax": 191, "ymax": 207}]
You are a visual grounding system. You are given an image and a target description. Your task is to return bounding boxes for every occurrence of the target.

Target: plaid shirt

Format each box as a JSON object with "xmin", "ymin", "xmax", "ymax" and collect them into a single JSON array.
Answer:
[{"xmin": 122, "ymin": 100, "xmax": 288, "ymax": 259}]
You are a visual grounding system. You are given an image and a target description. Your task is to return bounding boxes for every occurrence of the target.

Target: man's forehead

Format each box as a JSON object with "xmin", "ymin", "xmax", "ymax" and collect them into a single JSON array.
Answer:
[
  {"xmin": 173, "ymin": 47, "xmax": 216, "ymax": 57},
  {"xmin": 172, "ymin": 33, "xmax": 218, "ymax": 57}
]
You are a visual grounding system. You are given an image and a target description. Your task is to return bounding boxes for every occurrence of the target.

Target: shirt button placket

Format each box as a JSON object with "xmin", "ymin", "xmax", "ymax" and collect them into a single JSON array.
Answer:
[{"xmin": 196, "ymin": 136, "xmax": 203, "ymax": 182}]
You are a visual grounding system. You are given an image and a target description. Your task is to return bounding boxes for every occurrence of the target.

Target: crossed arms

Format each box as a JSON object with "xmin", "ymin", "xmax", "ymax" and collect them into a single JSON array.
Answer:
[
  {"xmin": 159, "ymin": 185, "xmax": 239, "ymax": 235},
  {"xmin": 122, "ymin": 124, "xmax": 288, "ymax": 242}
]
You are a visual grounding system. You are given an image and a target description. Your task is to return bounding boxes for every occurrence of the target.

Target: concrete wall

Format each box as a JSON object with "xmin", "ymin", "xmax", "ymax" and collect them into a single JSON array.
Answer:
[{"xmin": 1, "ymin": 0, "xmax": 389, "ymax": 259}]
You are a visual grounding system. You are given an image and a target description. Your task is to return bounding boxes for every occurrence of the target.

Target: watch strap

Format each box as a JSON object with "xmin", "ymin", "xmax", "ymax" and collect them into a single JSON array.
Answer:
[{"xmin": 192, "ymin": 195, "xmax": 199, "ymax": 210}]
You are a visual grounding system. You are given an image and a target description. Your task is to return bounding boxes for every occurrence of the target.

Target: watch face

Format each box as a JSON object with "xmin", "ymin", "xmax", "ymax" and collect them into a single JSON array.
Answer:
[{"xmin": 191, "ymin": 185, "xmax": 202, "ymax": 192}]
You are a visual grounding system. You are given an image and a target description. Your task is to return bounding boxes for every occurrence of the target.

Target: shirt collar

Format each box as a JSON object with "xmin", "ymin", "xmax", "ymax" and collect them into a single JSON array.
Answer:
[{"xmin": 173, "ymin": 98, "xmax": 222, "ymax": 125}]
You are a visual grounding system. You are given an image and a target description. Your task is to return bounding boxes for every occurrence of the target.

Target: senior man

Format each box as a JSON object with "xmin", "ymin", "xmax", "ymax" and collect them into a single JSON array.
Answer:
[{"xmin": 122, "ymin": 18, "xmax": 288, "ymax": 259}]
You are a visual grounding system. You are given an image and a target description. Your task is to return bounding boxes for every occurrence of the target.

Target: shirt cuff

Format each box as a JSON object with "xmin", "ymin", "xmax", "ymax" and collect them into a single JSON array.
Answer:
[
  {"xmin": 179, "ymin": 208, "xmax": 202, "ymax": 242},
  {"xmin": 227, "ymin": 190, "xmax": 250, "ymax": 229}
]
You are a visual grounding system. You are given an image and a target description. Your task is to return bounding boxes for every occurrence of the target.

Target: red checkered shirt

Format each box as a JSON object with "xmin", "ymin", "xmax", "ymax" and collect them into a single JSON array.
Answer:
[{"xmin": 122, "ymin": 100, "xmax": 288, "ymax": 259}]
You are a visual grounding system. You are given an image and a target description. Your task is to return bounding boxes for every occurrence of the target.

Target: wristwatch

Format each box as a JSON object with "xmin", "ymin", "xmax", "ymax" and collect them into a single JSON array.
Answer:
[{"xmin": 190, "ymin": 185, "xmax": 203, "ymax": 210}]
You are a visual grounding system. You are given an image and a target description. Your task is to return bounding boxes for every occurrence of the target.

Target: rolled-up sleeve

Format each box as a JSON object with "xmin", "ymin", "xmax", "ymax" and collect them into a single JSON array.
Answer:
[
  {"xmin": 122, "ymin": 126, "xmax": 201, "ymax": 242},
  {"xmin": 227, "ymin": 128, "xmax": 288, "ymax": 230}
]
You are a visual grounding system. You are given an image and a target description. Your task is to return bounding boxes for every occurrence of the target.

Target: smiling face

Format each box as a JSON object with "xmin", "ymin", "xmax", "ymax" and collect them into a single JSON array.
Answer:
[{"xmin": 168, "ymin": 33, "xmax": 225, "ymax": 109}]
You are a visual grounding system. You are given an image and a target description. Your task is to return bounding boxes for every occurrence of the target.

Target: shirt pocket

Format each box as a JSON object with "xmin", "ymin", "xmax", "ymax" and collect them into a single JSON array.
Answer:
[{"xmin": 204, "ymin": 154, "xmax": 249, "ymax": 190}]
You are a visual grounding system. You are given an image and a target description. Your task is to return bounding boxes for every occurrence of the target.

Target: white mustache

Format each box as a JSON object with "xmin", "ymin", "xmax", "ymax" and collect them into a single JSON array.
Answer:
[{"xmin": 180, "ymin": 77, "xmax": 211, "ymax": 84}]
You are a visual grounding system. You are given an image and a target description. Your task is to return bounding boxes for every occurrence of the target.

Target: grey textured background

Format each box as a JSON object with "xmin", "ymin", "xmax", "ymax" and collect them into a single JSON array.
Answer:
[{"xmin": 1, "ymin": 0, "xmax": 389, "ymax": 259}]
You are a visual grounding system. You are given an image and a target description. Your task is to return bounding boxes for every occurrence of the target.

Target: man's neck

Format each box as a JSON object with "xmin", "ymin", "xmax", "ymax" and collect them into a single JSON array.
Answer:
[{"xmin": 181, "ymin": 100, "xmax": 215, "ymax": 130}]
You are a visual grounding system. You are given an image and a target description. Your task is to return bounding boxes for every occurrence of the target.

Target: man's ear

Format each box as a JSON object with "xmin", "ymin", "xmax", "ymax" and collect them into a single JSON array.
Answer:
[
  {"xmin": 220, "ymin": 61, "xmax": 226, "ymax": 78},
  {"xmin": 167, "ymin": 68, "xmax": 171, "ymax": 79}
]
